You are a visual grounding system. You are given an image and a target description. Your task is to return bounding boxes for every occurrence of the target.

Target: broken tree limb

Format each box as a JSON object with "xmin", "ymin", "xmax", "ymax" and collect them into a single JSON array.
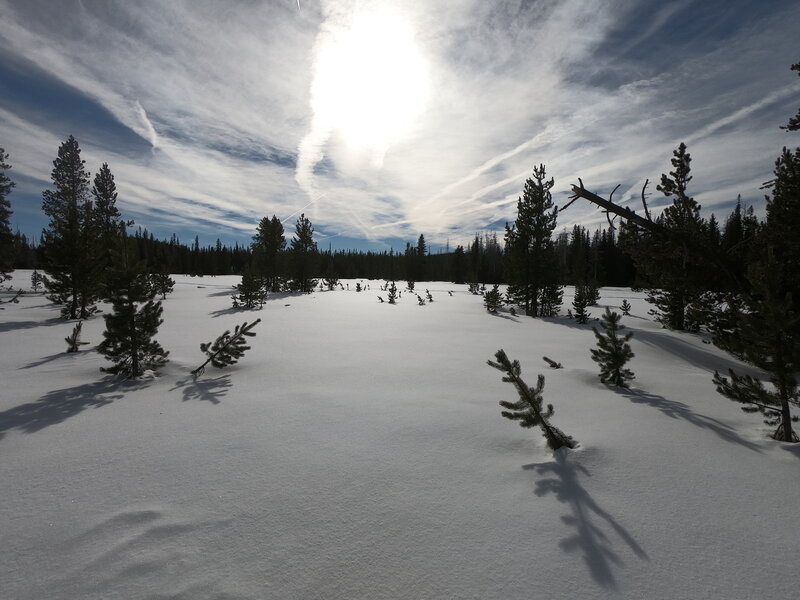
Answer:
[{"xmin": 567, "ymin": 181, "xmax": 751, "ymax": 296}]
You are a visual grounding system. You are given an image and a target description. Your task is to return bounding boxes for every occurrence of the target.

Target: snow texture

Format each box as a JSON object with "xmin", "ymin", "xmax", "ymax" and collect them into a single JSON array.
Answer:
[{"xmin": 1, "ymin": 272, "xmax": 798, "ymax": 599}]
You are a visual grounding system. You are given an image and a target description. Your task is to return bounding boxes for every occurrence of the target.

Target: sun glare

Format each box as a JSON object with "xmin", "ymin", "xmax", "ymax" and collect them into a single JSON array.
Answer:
[{"xmin": 312, "ymin": 7, "xmax": 429, "ymax": 163}]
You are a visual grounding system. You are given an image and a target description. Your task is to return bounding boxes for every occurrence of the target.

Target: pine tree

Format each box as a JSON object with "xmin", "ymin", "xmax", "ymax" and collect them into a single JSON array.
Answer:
[
  {"xmin": 712, "ymin": 269, "xmax": 799, "ymax": 441},
  {"xmin": 487, "ymin": 349, "xmax": 576, "ymax": 451},
  {"xmin": 90, "ymin": 163, "xmax": 126, "ymax": 293},
  {"xmin": 192, "ymin": 319, "xmax": 261, "ymax": 376},
  {"xmin": 151, "ymin": 268, "xmax": 175, "ymax": 300},
  {"xmin": 41, "ymin": 136, "xmax": 98, "ymax": 319},
  {"xmin": 590, "ymin": 307, "xmax": 635, "ymax": 387},
  {"xmin": 712, "ymin": 143, "xmax": 800, "ymax": 441},
  {"xmin": 0, "ymin": 146, "xmax": 15, "ymax": 282},
  {"xmin": 624, "ymin": 143, "xmax": 709, "ymax": 331},
  {"xmin": 620, "ymin": 299, "xmax": 632, "ymax": 316},
  {"xmin": 505, "ymin": 164, "xmax": 563, "ymax": 317},
  {"xmin": 484, "ymin": 284, "xmax": 502, "ymax": 313},
  {"xmin": 98, "ymin": 236, "xmax": 169, "ymax": 378},
  {"xmin": 572, "ymin": 284, "xmax": 592, "ymax": 324},
  {"xmin": 387, "ymin": 280, "xmax": 398, "ymax": 304},
  {"xmin": 781, "ymin": 62, "xmax": 799, "ymax": 132},
  {"xmin": 233, "ymin": 267, "xmax": 267, "ymax": 309},
  {"xmin": 289, "ymin": 213, "xmax": 318, "ymax": 293},
  {"xmin": 252, "ymin": 215, "xmax": 286, "ymax": 292}
]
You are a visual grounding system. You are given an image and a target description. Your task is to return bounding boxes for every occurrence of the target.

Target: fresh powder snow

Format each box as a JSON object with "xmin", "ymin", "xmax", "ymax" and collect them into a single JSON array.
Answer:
[{"xmin": 1, "ymin": 271, "xmax": 798, "ymax": 599}]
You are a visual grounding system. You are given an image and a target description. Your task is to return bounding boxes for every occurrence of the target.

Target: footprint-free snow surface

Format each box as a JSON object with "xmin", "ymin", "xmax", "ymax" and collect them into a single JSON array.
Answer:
[{"xmin": 1, "ymin": 272, "xmax": 798, "ymax": 599}]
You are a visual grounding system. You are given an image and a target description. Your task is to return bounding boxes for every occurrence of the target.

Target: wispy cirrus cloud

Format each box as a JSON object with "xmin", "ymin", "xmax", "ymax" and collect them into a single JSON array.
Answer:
[{"xmin": 0, "ymin": 0, "xmax": 797, "ymax": 248}]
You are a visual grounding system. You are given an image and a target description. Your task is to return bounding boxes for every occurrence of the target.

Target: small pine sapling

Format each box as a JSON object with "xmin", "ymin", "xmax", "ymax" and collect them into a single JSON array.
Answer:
[
  {"xmin": 65, "ymin": 320, "xmax": 90, "ymax": 352},
  {"xmin": 621, "ymin": 299, "xmax": 632, "ymax": 316},
  {"xmin": 416, "ymin": 294, "xmax": 426, "ymax": 305},
  {"xmin": 387, "ymin": 281, "xmax": 398, "ymax": 304},
  {"xmin": 192, "ymin": 318, "xmax": 261, "ymax": 376},
  {"xmin": 487, "ymin": 349, "xmax": 576, "ymax": 451},
  {"xmin": 31, "ymin": 269, "xmax": 46, "ymax": 293},
  {"xmin": 233, "ymin": 268, "xmax": 267, "ymax": 309},
  {"xmin": 355, "ymin": 282, "xmax": 362, "ymax": 292},
  {"xmin": 590, "ymin": 307, "xmax": 635, "ymax": 387},
  {"xmin": 572, "ymin": 284, "xmax": 592, "ymax": 324},
  {"xmin": 426, "ymin": 289, "xmax": 433, "ymax": 302},
  {"xmin": 484, "ymin": 284, "xmax": 503, "ymax": 313},
  {"xmin": 407, "ymin": 281, "xmax": 415, "ymax": 293},
  {"xmin": 377, "ymin": 295, "xmax": 384, "ymax": 303}
]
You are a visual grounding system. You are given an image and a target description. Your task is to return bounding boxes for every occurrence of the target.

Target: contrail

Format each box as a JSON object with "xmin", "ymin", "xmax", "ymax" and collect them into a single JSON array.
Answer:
[{"xmin": 281, "ymin": 194, "xmax": 325, "ymax": 224}]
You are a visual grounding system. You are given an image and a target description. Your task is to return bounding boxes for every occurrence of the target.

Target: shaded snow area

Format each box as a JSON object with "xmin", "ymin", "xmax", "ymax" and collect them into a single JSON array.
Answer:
[{"xmin": 1, "ymin": 272, "xmax": 799, "ymax": 599}]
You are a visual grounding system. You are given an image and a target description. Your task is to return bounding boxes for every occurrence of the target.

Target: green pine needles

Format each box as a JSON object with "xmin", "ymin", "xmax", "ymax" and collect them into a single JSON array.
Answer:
[
  {"xmin": 488, "ymin": 349, "xmax": 576, "ymax": 451},
  {"xmin": 591, "ymin": 307, "xmax": 635, "ymax": 387},
  {"xmin": 192, "ymin": 318, "xmax": 261, "ymax": 376}
]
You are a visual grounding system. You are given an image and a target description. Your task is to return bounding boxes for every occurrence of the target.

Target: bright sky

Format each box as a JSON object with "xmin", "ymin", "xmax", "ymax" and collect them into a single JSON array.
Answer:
[{"xmin": 1, "ymin": 0, "xmax": 798, "ymax": 250}]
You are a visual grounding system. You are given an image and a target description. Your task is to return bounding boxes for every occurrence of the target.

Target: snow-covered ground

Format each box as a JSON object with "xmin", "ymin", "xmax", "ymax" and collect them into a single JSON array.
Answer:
[{"xmin": 1, "ymin": 271, "xmax": 798, "ymax": 600}]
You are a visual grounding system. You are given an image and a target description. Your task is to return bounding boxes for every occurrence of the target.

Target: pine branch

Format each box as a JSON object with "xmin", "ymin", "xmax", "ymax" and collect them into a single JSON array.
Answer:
[
  {"xmin": 488, "ymin": 349, "xmax": 575, "ymax": 451},
  {"xmin": 192, "ymin": 318, "xmax": 261, "ymax": 377}
]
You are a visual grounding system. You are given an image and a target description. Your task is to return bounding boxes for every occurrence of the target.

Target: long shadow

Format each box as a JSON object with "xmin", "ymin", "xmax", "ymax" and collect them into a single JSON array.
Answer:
[
  {"xmin": 0, "ymin": 378, "xmax": 142, "ymax": 441},
  {"xmin": 0, "ymin": 317, "xmax": 65, "ymax": 333},
  {"xmin": 170, "ymin": 374, "xmax": 232, "ymax": 404},
  {"xmin": 631, "ymin": 328, "xmax": 763, "ymax": 377},
  {"xmin": 490, "ymin": 312, "xmax": 520, "ymax": 323},
  {"xmin": 616, "ymin": 387, "xmax": 761, "ymax": 452},
  {"xmin": 20, "ymin": 351, "xmax": 80, "ymax": 369},
  {"xmin": 523, "ymin": 451, "xmax": 648, "ymax": 589}
]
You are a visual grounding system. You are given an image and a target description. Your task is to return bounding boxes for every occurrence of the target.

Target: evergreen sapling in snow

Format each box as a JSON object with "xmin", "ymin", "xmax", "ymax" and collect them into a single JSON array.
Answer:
[
  {"xmin": 484, "ymin": 284, "xmax": 503, "ymax": 313},
  {"xmin": 572, "ymin": 284, "xmax": 592, "ymax": 324},
  {"xmin": 98, "ymin": 238, "xmax": 169, "ymax": 378},
  {"xmin": 487, "ymin": 349, "xmax": 576, "ymax": 451},
  {"xmin": 192, "ymin": 318, "xmax": 261, "ymax": 376},
  {"xmin": 590, "ymin": 307, "xmax": 635, "ymax": 387},
  {"xmin": 387, "ymin": 281, "xmax": 398, "ymax": 304},
  {"xmin": 621, "ymin": 299, "xmax": 632, "ymax": 316},
  {"xmin": 65, "ymin": 320, "xmax": 89, "ymax": 352}
]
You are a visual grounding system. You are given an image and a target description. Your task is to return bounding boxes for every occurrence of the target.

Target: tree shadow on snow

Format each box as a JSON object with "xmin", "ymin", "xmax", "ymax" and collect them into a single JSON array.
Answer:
[
  {"xmin": 523, "ymin": 451, "xmax": 648, "ymax": 589},
  {"xmin": 0, "ymin": 378, "xmax": 143, "ymax": 441},
  {"xmin": 171, "ymin": 374, "xmax": 232, "ymax": 404},
  {"xmin": 615, "ymin": 388, "xmax": 761, "ymax": 452},
  {"xmin": 0, "ymin": 316, "xmax": 65, "ymax": 333},
  {"xmin": 490, "ymin": 311, "xmax": 520, "ymax": 323}
]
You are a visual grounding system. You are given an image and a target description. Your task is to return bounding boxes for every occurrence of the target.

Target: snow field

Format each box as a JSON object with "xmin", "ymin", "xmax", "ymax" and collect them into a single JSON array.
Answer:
[{"xmin": 1, "ymin": 272, "xmax": 798, "ymax": 599}]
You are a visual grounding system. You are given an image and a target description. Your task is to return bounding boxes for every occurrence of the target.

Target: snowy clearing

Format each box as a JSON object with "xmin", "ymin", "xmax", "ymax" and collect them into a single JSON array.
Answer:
[{"xmin": 1, "ymin": 271, "xmax": 798, "ymax": 600}]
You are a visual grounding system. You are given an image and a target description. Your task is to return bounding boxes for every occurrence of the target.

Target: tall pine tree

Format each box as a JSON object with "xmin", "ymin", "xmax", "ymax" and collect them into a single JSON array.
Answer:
[
  {"xmin": 504, "ymin": 164, "xmax": 563, "ymax": 317},
  {"xmin": 289, "ymin": 213, "xmax": 318, "ymax": 293},
  {"xmin": 622, "ymin": 143, "xmax": 709, "ymax": 330},
  {"xmin": 252, "ymin": 215, "xmax": 286, "ymax": 292},
  {"xmin": 712, "ymin": 62, "xmax": 800, "ymax": 443},
  {"xmin": 41, "ymin": 136, "xmax": 97, "ymax": 319},
  {"xmin": 0, "ymin": 146, "xmax": 15, "ymax": 282}
]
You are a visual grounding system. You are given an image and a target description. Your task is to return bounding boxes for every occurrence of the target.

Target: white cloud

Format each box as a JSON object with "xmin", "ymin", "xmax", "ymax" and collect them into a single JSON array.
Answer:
[{"xmin": 1, "ymin": 0, "xmax": 798, "ymax": 247}]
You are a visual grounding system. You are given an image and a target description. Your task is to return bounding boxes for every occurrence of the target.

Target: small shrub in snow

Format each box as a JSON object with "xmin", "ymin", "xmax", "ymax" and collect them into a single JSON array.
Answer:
[
  {"xmin": 192, "ymin": 318, "xmax": 261, "ymax": 377},
  {"xmin": 387, "ymin": 281, "xmax": 398, "ymax": 304},
  {"xmin": 426, "ymin": 289, "xmax": 433, "ymax": 303},
  {"xmin": 488, "ymin": 349, "xmax": 576, "ymax": 451},
  {"xmin": 416, "ymin": 294, "xmax": 426, "ymax": 305},
  {"xmin": 590, "ymin": 307, "xmax": 635, "ymax": 387},
  {"xmin": 621, "ymin": 299, "xmax": 632, "ymax": 316}
]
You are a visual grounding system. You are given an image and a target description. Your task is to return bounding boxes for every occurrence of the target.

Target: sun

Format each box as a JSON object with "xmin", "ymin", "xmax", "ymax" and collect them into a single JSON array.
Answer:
[{"xmin": 311, "ymin": 6, "xmax": 430, "ymax": 163}]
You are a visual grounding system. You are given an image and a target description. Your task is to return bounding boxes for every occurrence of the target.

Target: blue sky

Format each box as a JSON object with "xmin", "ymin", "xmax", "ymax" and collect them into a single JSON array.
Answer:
[{"xmin": 1, "ymin": 0, "xmax": 798, "ymax": 251}]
